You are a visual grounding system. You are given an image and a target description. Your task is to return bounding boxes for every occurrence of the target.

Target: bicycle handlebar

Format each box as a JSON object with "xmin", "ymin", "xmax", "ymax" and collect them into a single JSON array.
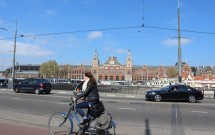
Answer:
[{"xmin": 69, "ymin": 98, "xmax": 77, "ymax": 112}]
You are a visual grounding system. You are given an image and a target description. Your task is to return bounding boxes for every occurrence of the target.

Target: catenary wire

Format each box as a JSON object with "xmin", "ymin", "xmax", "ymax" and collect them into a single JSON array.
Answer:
[{"xmin": 1, "ymin": 25, "xmax": 215, "ymax": 40}]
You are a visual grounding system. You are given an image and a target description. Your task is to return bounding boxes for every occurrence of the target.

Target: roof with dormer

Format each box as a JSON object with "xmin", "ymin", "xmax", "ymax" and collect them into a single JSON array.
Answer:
[
  {"xmin": 103, "ymin": 56, "xmax": 121, "ymax": 65},
  {"xmin": 195, "ymin": 66, "xmax": 215, "ymax": 75}
]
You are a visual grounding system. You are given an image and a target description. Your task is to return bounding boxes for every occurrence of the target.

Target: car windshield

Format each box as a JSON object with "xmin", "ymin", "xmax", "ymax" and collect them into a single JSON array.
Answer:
[
  {"xmin": 161, "ymin": 85, "xmax": 172, "ymax": 91},
  {"xmin": 39, "ymin": 79, "xmax": 50, "ymax": 83}
]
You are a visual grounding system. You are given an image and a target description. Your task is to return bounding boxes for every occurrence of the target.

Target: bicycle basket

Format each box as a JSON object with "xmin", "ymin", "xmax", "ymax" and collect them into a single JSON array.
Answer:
[
  {"xmin": 95, "ymin": 113, "xmax": 112, "ymax": 130},
  {"xmin": 90, "ymin": 101, "xmax": 105, "ymax": 118}
]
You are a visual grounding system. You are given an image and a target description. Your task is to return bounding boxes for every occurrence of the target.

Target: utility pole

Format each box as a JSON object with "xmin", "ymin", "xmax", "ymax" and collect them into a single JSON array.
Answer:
[
  {"xmin": 54, "ymin": 60, "xmax": 56, "ymax": 83},
  {"xmin": 12, "ymin": 20, "xmax": 17, "ymax": 87},
  {"xmin": 178, "ymin": 0, "xmax": 182, "ymax": 83}
]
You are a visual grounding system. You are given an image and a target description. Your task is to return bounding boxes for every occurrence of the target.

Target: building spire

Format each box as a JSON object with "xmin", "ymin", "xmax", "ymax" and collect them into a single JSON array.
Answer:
[
  {"xmin": 92, "ymin": 49, "xmax": 99, "ymax": 67},
  {"xmin": 126, "ymin": 49, "xmax": 132, "ymax": 62},
  {"xmin": 93, "ymin": 49, "xmax": 98, "ymax": 60}
]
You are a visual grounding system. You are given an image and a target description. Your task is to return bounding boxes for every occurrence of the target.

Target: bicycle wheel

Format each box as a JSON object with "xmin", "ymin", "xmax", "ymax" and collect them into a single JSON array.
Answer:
[{"xmin": 48, "ymin": 112, "xmax": 72, "ymax": 135}]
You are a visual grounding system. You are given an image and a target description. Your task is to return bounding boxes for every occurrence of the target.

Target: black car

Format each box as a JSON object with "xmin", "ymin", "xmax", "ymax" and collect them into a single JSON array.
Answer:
[
  {"xmin": 13, "ymin": 78, "xmax": 52, "ymax": 94},
  {"xmin": 145, "ymin": 85, "xmax": 204, "ymax": 103}
]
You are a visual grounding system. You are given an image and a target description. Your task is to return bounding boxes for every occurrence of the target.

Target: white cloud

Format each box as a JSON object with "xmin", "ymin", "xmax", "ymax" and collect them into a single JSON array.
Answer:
[
  {"xmin": 115, "ymin": 49, "xmax": 127, "ymax": 54},
  {"xmin": 0, "ymin": 18, "xmax": 4, "ymax": 25},
  {"xmin": 162, "ymin": 38, "xmax": 191, "ymax": 46},
  {"xmin": 104, "ymin": 47, "xmax": 127, "ymax": 54},
  {"xmin": 0, "ymin": 40, "xmax": 53, "ymax": 56},
  {"xmin": 87, "ymin": 31, "xmax": 103, "ymax": 40},
  {"xmin": 45, "ymin": 9, "xmax": 56, "ymax": 16}
]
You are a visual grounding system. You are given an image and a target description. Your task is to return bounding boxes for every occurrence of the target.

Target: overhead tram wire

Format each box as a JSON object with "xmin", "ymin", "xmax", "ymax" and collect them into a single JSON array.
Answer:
[
  {"xmin": 0, "ymin": 26, "xmax": 141, "ymax": 40},
  {"xmin": 1, "ymin": 25, "xmax": 215, "ymax": 40},
  {"xmin": 143, "ymin": 25, "xmax": 215, "ymax": 35}
]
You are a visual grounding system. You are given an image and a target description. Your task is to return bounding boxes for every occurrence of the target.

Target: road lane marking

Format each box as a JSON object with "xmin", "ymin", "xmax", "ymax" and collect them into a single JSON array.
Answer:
[
  {"xmin": 57, "ymin": 102, "xmax": 69, "ymax": 105},
  {"xmin": 125, "ymin": 95, "xmax": 135, "ymax": 98},
  {"xmin": 118, "ymin": 108, "xmax": 136, "ymax": 110},
  {"xmin": 58, "ymin": 91, "xmax": 67, "ymax": 94},
  {"xmin": 171, "ymin": 104, "xmax": 185, "ymax": 135},
  {"xmin": 106, "ymin": 94, "xmax": 116, "ymax": 97},
  {"xmin": 191, "ymin": 111, "xmax": 208, "ymax": 114},
  {"xmin": 10, "ymin": 98, "xmax": 21, "ymax": 100}
]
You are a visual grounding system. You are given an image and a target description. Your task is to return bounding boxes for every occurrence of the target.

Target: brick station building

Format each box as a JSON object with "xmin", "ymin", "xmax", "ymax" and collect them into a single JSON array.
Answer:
[{"xmin": 5, "ymin": 49, "xmax": 215, "ymax": 85}]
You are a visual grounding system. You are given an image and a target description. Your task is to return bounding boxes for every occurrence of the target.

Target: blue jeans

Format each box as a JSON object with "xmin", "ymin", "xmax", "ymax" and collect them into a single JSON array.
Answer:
[{"xmin": 76, "ymin": 101, "xmax": 95, "ymax": 118}]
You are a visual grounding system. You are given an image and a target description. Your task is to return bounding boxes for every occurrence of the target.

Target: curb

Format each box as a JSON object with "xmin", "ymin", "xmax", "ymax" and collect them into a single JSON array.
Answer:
[
  {"xmin": 0, "ymin": 88, "xmax": 144, "ymax": 99},
  {"xmin": 52, "ymin": 90, "xmax": 144, "ymax": 99}
]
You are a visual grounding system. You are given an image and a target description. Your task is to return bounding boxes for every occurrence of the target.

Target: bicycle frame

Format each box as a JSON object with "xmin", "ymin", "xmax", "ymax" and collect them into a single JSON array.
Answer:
[{"xmin": 62, "ymin": 102, "xmax": 83, "ymax": 129}]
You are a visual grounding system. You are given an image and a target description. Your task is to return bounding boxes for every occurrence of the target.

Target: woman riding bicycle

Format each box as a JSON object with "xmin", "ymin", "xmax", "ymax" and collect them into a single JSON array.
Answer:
[{"xmin": 72, "ymin": 72, "xmax": 100, "ymax": 126}]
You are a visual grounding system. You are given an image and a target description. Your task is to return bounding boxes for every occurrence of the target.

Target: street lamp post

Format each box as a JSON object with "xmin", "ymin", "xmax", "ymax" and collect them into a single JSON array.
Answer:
[
  {"xmin": 12, "ymin": 20, "xmax": 17, "ymax": 87},
  {"xmin": 178, "ymin": 0, "xmax": 182, "ymax": 83}
]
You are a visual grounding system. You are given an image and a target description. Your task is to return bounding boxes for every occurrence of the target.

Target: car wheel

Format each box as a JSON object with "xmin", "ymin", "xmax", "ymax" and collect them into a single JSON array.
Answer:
[
  {"xmin": 46, "ymin": 91, "xmax": 50, "ymax": 94},
  {"xmin": 35, "ymin": 88, "xmax": 40, "ymax": 94},
  {"xmin": 154, "ymin": 94, "xmax": 162, "ymax": 102},
  {"xmin": 188, "ymin": 95, "xmax": 196, "ymax": 103},
  {"xmin": 14, "ymin": 88, "xmax": 20, "ymax": 93}
]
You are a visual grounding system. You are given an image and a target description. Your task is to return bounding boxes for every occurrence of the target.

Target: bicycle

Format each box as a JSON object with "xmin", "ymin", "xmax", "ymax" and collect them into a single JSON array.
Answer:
[{"xmin": 48, "ymin": 100, "xmax": 116, "ymax": 135}]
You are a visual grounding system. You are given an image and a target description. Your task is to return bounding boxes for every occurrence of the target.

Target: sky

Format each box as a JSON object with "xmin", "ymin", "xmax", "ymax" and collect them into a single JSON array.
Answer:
[{"xmin": 0, "ymin": 0, "xmax": 215, "ymax": 70}]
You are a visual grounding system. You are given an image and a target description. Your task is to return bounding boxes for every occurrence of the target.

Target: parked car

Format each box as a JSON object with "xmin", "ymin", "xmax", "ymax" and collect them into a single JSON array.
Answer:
[
  {"xmin": 13, "ymin": 78, "xmax": 52, "ymax": 94},
  {"xmin": 145, "ymin": 84, "xmax": 204, "ymax": 103}
]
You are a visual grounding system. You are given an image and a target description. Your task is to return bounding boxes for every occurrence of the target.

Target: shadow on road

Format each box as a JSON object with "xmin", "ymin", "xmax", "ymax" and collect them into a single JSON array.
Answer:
[{"xmin": 145, "ymin": 119, "xmax": 151, "ymax": 135}]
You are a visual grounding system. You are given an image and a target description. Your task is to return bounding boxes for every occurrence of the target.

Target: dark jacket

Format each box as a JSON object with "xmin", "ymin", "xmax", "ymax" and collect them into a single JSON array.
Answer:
[{"xmin": 75, "ymin": 80, "xmax": 100, "ymax": 102}]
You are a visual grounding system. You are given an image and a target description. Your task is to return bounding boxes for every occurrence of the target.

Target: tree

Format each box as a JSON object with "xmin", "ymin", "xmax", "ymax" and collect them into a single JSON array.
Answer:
[
  {"xmin": 3, "ymin": 69, "xmax": 10, "ymax": 77},
  {"xmin": 166, "ymin": 67, "xmax": 178, "ymax": 78},
  {"xmin": 40, "ymin": 60, "xmax": 59, "ymax": 78}
]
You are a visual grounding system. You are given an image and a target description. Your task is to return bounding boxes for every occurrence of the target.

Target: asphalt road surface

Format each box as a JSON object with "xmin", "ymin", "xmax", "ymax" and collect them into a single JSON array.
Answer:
[{"xmin": 0, "ymin": 89, "xmax": 215, "ymax": 135}]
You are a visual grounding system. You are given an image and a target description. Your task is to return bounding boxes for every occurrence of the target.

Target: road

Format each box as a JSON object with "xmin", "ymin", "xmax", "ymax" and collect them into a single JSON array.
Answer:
[{"xmin": 0, "ymin": 89, "xmax": 215, "ymax": 135}]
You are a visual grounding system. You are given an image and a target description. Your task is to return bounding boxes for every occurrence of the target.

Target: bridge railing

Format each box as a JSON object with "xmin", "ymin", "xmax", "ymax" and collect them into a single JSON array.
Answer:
[{"xmin": 50, "ymin": 83, "xmax": 215, "ymax": 99}]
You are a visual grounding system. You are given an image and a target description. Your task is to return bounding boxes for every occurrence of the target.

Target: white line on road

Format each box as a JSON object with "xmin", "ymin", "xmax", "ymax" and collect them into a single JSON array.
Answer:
[
  {"xmin": 58, "ymin": 91, "xmax": 67, "ymax": 94},
  {"xmin": 191, "ymin": 111, "xmax": 208, "ymax": 114},
  {"xmin": 106, "ymin": 94, "xmax": 116, "ymax": 97},
  {"xmin": 57, "ymin": 102, "xmax": 69, "ymax": 105},
  {"xmin": 125, "ymin": 95, "xmax": 135, "ymax": 98},
  {"xmin": 118, "ymin": 108, "xmax": 136, "ymax": 110},
  {"xmin": 10, "ymin": 98, "xmax": 21, "ymax": 100}
]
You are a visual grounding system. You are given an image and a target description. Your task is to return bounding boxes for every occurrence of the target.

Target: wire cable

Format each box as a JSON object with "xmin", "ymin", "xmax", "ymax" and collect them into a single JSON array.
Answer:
[
  {"xmin": 0, "ymin": 26, "xmax": 142, "ymax": 40},
  {"xmin": 1, "ymin": 25, "xmax": 215, "ymax": 41}
]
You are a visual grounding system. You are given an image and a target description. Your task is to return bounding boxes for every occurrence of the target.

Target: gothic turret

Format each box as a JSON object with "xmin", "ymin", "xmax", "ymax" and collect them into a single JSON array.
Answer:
[
  {"xmin": 92, "ymin": 49, "xmax": 99, "ymax": 67},
  {"xmin": 92, "ymin": 49, "xmax": 99, "ymax": 81},
  {"xmin": 125, "ymin": 49, "xmax": 133, "ymax": 81},
  {"xmin": 126, "ymin": 49, "xmax": 133, "ymax": 67}
]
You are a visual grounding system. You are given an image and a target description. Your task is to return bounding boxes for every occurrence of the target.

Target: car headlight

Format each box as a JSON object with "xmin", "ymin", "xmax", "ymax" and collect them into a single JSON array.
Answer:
[{"xmin": 149, "ymin": 92, "xmax": 156, "ymax": 95}]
